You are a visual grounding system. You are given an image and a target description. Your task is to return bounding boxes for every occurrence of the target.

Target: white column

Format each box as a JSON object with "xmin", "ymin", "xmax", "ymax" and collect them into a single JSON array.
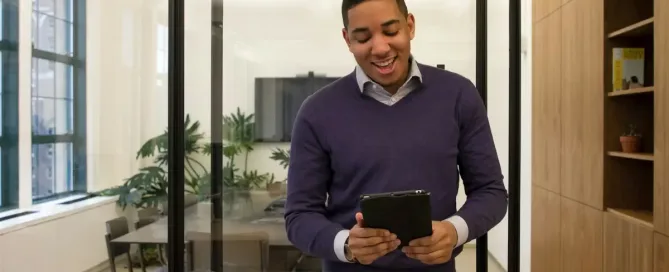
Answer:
[{"xmin": 18, "ymin": 0, "xmax": 33, "ymax": 208}]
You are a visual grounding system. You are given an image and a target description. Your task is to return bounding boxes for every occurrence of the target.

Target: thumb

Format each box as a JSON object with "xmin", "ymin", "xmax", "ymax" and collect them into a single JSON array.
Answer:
[{"xmin": 355, "ymin": 212, "xmax": 365, "ymax": 227}]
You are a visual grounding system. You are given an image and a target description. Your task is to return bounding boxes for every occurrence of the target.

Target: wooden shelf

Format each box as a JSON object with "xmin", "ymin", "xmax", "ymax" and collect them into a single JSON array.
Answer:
[
  {"xmin": 607, "ymin": 208, "xmax": 653, "ymax": 228},
  {"xmin": 608, "ymin": 17, "xmax": 654, "ymax": 38},
  {"xmin": 608, "ymin": 86, "xmax": 654, "ymax": 97},
  {"xmin": 607, "ymin": 151, "xmax": 654, "ymax": 161}
]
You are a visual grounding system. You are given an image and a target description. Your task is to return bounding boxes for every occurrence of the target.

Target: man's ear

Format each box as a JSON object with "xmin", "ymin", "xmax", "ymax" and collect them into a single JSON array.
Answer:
[
  {"xmin": 406, "ymin": 13, "xmax": 416, "ymax": 40},
  {"xmin": 342, "ymin": 28, "xmax": 353, "ymax": 52}
]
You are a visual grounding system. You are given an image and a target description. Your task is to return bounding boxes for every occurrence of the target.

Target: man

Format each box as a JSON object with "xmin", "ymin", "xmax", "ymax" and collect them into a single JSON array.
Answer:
[{"xmin": 284, "ymin": 0, "xmax": 508, "ymax": 271}]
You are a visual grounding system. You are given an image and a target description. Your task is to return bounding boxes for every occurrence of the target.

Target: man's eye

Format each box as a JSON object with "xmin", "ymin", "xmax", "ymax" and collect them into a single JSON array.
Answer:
[
  {"xmin": 354, "ymin": 35, "xmax": 371, "ymax": 43},
  {"xmin": 384, "ymin": 31, "xmax": 399, "ymax": 36}
]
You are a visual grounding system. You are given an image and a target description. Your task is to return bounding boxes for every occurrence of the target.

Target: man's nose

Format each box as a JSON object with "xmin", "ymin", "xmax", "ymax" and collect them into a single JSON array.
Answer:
[{"xmin": 370, "ymin": 37, "xmax": 391, "ymax": 56}]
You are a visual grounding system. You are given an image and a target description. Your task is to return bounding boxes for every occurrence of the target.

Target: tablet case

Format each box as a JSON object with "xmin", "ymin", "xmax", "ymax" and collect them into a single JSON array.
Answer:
[{"xmin": 359, "ymin": 190, "xmax": 433, "ymax": 247}]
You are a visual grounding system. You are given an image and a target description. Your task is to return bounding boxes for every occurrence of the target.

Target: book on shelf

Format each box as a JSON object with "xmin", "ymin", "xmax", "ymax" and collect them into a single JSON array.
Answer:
[{"xmin": 612, "ymin": 48, "xmax": 645, "ymax": 92}]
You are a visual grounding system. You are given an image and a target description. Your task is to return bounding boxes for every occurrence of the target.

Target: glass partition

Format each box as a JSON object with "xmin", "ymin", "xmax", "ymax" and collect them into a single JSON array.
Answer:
[{"xmin": 0, "ymin": 0, "xmax": 519, "ymax": 271}]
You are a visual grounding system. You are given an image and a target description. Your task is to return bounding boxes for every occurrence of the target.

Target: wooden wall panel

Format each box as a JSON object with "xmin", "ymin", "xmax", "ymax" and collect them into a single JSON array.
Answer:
[
  {"xmin": 561, "ymin": 197, "xmax": 603, "ymax": 272},
  {"xmin": 603, "ymin": 212, "xmax": 654, "ymax": 272},
  {"xmin": 532, "ymin": 10, "xmax": 562, "ymax": 194},
  {"xmin": 533, "ymin": 0, "xmax": 563, "ymax": 23},
  {"xmin": 560, "ymin": 0, "xmax": 604, "ymax": 209},
  {"xmin": 531, "ymin": 186, "xmax": 562, "ymax": 272},
  {"xmin": 655, "ymin": 0, "xmax": 669, "ymax": 237},
  {"xmin": 655, "ymin": 233, "xmax": 669, "ymax": 272}
]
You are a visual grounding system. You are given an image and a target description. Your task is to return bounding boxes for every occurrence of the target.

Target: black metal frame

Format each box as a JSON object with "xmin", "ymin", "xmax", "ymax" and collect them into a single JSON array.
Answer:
[
  {"xmin": 210, "ymin": 4, "xmax": 224, "ymax": 271},
  {"xmin": 167, "ymin": 0, "xmax": 185, "ymax": 270},
  {"xmin": 475, "ymin": 0, "xmax": 488, "ymax": 271},
  {"xmin": 508, "ymin": 0, "xmax": 522, "ymax": 271}
]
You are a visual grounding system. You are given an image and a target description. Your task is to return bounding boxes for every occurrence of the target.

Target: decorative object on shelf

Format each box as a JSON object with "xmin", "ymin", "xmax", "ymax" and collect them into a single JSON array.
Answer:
[
  {"xmin": 620, "ymin": 124, "xmax": 642, "ymax": 153},
  {"xmin": 612, "ymin": 47, "xmax": 645, "ymax": 91}
]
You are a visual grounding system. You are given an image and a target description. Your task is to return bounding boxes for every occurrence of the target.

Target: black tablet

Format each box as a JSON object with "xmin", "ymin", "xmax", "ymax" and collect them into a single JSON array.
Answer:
[{"xmin": 359, "ymin": 190, "xmax": 433, "ymax": 247}]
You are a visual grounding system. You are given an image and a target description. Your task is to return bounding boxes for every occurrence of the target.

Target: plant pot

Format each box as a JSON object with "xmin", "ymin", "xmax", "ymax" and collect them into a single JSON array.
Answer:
[
  {"xmin": 266, "ymin": 182, "xmax": 286, "ymax": 198},
  {"xmin": 620, "ymin": 136, "xmax": 641, "ymax": 153},
  {"xmin": 222, "ymin": 189, "xmax": 254, "ymax": 217}
]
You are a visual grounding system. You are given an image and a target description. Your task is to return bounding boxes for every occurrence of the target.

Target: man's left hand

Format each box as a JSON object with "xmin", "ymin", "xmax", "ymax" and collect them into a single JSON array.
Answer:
[{"xmin": 402, "ymin": 221, "xmax": 457, "ymax": 265}]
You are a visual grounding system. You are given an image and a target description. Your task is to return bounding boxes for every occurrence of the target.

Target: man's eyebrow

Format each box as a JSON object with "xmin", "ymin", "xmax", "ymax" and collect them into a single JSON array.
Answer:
[
  {"xmin": 351, "ymin": 27, "xmax": 369, "ymax": 34},
  {"xmin": 350, "ymin": 19, "xmax": 400, "ymax": 34},
  {"xmin": 381, "ymin": 19, "xmax": 400, "ymax": 27}
]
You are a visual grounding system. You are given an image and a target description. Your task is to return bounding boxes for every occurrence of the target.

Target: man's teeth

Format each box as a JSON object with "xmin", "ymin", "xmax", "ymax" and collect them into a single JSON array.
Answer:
[{"xmin": 374, "ymin": 58, "xmax": 394, "ymax": 67}]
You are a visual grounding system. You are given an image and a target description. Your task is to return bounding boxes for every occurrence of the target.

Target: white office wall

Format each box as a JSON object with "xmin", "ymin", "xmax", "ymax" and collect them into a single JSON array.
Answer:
[{"xmin": 0, "ymin": 201, "xmax": 119, "ymax": 272}]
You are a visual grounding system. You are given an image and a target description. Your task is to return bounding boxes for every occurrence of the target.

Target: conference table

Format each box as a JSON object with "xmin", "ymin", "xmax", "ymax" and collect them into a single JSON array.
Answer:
[{"xmin": 111, "ymin": 200, "xmax": 291, "ymax": 246}]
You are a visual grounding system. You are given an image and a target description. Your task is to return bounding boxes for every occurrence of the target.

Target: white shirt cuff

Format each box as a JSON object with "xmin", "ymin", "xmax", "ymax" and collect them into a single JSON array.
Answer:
[
  {"xmin": 334, "ymin": 229, "xmax": 351, "ymax": 262},
  {"xmin": 444, "ymin": 215, "xmax": 469, "ymax": 247}
]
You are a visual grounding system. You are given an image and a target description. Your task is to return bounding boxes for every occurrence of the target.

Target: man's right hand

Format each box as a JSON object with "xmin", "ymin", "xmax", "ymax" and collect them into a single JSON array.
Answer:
[{"xmin": 347, "ymin": 212, "xmax": 401, "ymax": 265}]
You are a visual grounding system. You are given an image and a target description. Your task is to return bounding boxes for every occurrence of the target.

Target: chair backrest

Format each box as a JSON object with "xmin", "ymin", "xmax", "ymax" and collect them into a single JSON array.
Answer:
[
  {"xmin": 137, "ymin": 207, "xmax": 160, "ymax": 220},
  {"xmin": 105, "ymin": 217, "xmax": 130, "ymax": 257},
  {"xmin": 135, "ymin": 218, "xmax": 155, "ymax": 229},
  {"xmin": 186, "ymin": 231, "xmax": 270, "ymax": 272}
]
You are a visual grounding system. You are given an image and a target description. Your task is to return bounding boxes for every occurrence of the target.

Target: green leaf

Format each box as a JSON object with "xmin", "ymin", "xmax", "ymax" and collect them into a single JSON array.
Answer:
[{"xmin": 270, "ymin": 148, "xmax": 290, "ymax": 170}]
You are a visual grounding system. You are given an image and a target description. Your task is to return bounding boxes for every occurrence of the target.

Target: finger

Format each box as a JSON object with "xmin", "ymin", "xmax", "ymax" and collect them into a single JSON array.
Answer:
[
  {"xmin": 353, "ymin": 240, "xmax": 400, "ymax": 256},
  {"xmin": 355, "ymin": 242, "xmax": 399, "ymax": 264},
  {"xmin": 402, "ymin": 245, "xmax": 433, "ymax": 255},
  {"xmin": 407, "ymin": 249, "xmax": 451, "ymax": 264},
  {"xmin": 348, "ymin": 236, "xmax": 386, "ymax": 248},
  {"xmin": 350, "ymin": 227, "xmax": 392, "ymax": 238},
  {"xmin": 355, "ymin": 212, "xmax": 364, "ymax": 227},
  {"xmin": 408, "ymin": 229, "xmax": 445, "ymax": 247},
  {"xmin": 408, "ymin": 236, "xmax": 433, "ymax": 247}
]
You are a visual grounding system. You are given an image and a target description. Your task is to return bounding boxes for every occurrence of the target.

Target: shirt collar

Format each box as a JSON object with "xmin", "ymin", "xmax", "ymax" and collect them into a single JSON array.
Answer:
[{"xmin": 355, "ymin": 57, "xmax": 423, "ymax": 92}]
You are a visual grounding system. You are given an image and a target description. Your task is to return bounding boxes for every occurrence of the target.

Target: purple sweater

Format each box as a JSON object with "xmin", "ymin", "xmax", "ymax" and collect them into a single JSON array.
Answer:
[{"xmin": 284, "ymin": 64, "xmax": 508, "ymax": 271}]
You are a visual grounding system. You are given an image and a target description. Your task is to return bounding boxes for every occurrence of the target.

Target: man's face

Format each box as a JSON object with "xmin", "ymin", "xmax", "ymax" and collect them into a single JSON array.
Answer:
[{"xmin": 342, "ymin": 0, "xmax": 415, "ymax": 90}]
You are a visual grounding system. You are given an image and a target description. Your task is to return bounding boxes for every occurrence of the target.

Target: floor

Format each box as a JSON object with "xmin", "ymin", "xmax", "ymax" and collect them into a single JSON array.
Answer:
[{"xmin": 103, "ymin": 247, "xmax": 505, "ymax": 272}]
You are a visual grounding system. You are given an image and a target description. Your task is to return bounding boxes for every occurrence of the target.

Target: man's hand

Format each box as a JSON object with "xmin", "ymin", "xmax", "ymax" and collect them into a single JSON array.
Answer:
[
  {"xmin": 347, "ymin": 212, "xmax": 401, "ymax": 265},
  {"xmin": 402, "ymin": 221, "xmax": 458, "ymax": 265}
]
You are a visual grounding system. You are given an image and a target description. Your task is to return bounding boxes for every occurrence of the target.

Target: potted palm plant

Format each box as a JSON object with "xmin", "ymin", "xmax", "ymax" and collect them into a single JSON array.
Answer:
[
  {"xmin": 206, "ymin": 108, "xmax": 275, "ymax": 214},
  {"xmin": 98, "ymin": 114, "xmax": 209, "ymax": 210}
]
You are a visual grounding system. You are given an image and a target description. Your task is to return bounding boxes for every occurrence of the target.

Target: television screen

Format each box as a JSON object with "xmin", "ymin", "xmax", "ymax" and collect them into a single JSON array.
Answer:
[{"xmin": 254, "ymin": 73, "xmax": 339, "ymax": 142}]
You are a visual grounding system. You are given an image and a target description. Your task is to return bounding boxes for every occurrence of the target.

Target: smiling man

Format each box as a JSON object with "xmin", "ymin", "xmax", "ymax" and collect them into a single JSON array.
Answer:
[{"xmin": 284, "ymin": 0, "xmax": 508, "ymax": 271}]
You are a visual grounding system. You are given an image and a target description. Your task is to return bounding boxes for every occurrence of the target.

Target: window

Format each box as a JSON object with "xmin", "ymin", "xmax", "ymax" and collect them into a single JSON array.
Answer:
[
  {"xmin": 0, "ymin": 0, "xmax": 20, "ymax": 211},
  {"xmin": 31, "ymin": 0, "xmax": 85, "ymax": 202}
]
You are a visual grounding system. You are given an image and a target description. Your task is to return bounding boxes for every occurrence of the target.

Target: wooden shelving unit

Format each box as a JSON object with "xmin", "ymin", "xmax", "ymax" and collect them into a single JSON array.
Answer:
[
  {"xmin": 602, "ymin": 0, "xmax": 668, "ymax": 271},
  {"xmin": 608, "ymin": 207, "xmax": 654, "ymax": 227},
  {"xmin": 607, "ymin": 86, "xmax": 654, "ymax": 96},
  {"xmin": 531, "ymin": 0, "xmax": 669, "ymax": 271},
  {"xmin": 607, "ymin": 151, "xmax": 654, "ymax": 161},
  {"xmin": 608, "ymin": 17, "xmax": 654, "ymax": 38}
]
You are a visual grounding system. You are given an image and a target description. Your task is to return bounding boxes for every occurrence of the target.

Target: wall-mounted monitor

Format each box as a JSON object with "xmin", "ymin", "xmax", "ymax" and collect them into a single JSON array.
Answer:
[{"xmin": 254, "ymin": 72, "xmax": 339, "ymax": 142}]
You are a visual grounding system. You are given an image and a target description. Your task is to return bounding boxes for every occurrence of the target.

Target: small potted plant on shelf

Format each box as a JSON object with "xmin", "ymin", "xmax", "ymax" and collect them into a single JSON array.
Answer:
[{"xmin": 620, "ymin": 124, "xmax": 642, "ymax": 153}]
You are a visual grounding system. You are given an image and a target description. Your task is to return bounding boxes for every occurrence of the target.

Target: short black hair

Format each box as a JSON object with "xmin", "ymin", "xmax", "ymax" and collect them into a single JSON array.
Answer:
[{"xmin": 341, "ymin": 0, "xmax": 408, "ymax": 28}]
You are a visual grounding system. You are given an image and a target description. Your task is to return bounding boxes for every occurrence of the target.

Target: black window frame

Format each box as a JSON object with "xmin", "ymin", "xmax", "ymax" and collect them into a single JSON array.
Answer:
[{"xmin": 0, "ymin": 0, "xmax": 20, "ymax": 211}]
